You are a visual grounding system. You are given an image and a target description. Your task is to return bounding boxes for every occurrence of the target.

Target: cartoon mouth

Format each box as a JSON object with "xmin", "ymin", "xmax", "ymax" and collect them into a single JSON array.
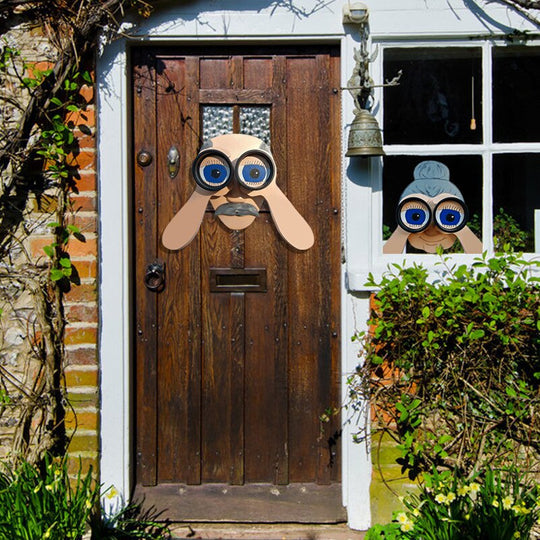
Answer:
[{"xmin": 215, "ymin": 203, "xmax": 259, "ymax": 217}]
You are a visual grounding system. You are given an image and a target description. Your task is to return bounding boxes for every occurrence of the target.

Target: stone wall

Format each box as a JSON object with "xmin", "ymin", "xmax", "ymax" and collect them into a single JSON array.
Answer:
[{"xmin": 0, "ymin": 20, "xmax": 99, "ymax": 473}]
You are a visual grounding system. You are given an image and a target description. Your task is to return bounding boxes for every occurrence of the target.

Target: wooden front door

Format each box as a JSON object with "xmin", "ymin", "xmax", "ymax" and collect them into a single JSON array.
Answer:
[{"xmin": 132, "ymin": 45, "xmax": 342, "ymax": 521}]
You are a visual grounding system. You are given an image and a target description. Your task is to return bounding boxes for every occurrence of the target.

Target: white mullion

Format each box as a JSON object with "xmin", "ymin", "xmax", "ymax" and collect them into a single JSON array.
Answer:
[{"xmin": 482, "ymin": 41, "xmax": 494, "ymax": 253}]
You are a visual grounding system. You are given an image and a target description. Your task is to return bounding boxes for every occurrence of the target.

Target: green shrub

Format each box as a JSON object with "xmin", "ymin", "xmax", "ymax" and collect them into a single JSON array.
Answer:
[{"xmin": 350, "ymin": 252, "xmax": 540, "ymax": 478}]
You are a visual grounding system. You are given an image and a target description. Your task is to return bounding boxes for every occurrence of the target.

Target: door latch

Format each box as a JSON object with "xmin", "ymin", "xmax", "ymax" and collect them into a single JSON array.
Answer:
[
  {"xmin": 144, "ymin": 261, "xmax": 166, "ymax": 292},
  {"xmin": 167, "ymin": 146, "xmax": 180, "ymax": 179}
]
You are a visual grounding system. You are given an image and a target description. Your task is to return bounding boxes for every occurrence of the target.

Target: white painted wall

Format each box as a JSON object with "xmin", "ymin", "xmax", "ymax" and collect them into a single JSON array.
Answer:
[{"xmin": 97, "ymin": 0, "xmax": 539, "ymax": 530}]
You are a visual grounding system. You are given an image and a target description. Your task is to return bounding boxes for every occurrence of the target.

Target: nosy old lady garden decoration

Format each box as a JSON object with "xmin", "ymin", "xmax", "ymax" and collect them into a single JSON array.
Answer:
[{"xmin": 383, "ymin": 160, "xmax": 483, "ymax": 254}]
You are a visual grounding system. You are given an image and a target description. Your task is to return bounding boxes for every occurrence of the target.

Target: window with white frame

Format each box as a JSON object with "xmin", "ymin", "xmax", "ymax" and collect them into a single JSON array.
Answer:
[{"xmin": 381, "ymin": 42, "xmax": 540, "ymax": 254}]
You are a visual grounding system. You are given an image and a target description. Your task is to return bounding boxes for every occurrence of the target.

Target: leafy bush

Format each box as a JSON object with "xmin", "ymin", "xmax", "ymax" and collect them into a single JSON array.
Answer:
[
  {"xmin": 0, "ymin": 454, "xmax": 97, "ymax": 539},
  {"xmin": 368, "ymin": 467, "xmax": 540, "ymax": 540},
  {"xmin": 350, "ymin": 252, "xmax": 540, "ymax": 479}
]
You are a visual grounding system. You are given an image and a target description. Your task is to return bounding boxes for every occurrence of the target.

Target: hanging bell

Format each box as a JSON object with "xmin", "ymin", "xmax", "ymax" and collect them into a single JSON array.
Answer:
[{"xmin": 346, "ymin": 108, "xmax": 386, "ymax": 157}]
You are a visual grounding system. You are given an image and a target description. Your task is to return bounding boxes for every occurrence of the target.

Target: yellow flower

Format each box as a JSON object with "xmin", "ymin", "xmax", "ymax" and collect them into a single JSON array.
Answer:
[
  {"xmin": 446, "ymin": 492, "xmax": 456, "ymax": 504},
  {"xmin": 502, "ymin": 495, "xmax": 514, "ymax": 510},
  {"xmin": 492, "ymin": 499, "xmax": 499, "ymax": 508},
  {"xmin": 458, "ymin": 485, "xmax": 470, "ymax": 496},
  {"xmin": 435, "ymin": 493, "xmax": 447, "ymax": 504},
  {"xmin": 105, "ymin": 486, "xmax": 120, "ymax": 500},
  {"xmin": 513, "ymin": 532, "xmax": 520, "ymax": 539},
  {"xmin": 45, "ymin": 484, "xmax": 54, "ymax": 492},
  {"xmin": 396, "ymin": 512, "xmax": 409, "ymax": 524},
  {"xmin": 401, "ymin": 521, "xmax": 414, "ymax": 532},
  {"xmin": 469, "ymin": 482, "xmax": 480, "ymax": 500},
  {"xmin": 413, "ymin": 508, "xmax": 420, "ymax": 517}
]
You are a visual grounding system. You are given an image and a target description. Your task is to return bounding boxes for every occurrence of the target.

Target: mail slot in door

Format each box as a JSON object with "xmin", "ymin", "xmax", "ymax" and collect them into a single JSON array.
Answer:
[{"xmin": 209, "ymin": 268, "xmax": 267, "ymax": 293}]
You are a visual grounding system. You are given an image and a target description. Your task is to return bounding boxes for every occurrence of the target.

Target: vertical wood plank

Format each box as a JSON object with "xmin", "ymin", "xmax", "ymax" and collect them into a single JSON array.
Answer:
[
  {"xmin": 133, "ymin": 49, "xmax": 158, "ymax": 486},
  {"xmin": 200, "ymin": 219, "xmax": 234, "ymax": 483},
  {"xmin": 285, "ymin": 54, "xmax": 340, "ymax": 484},
  {"xmin": 184, "ymin": 55, "xmax": 203, "ymax": 485}
]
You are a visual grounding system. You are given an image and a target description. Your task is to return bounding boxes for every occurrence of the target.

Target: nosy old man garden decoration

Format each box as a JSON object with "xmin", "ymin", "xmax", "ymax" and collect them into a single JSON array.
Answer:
[
  {"xmin": 383, "ymin": 160, "xmax": 483, "ymax": 254},
  {"xmin": 162, "ymin": 134, "xmax": 314, "ymax": 251}
]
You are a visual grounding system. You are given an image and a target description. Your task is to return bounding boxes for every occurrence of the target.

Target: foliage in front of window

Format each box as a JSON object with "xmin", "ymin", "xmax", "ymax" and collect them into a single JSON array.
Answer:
[
  {"xmin": 349, "ymin": 252, "xmax": 540, "ymax": 480},
  {"xmin": 366, "ymin": 467, "xmax": 540, "ymax": 540}
]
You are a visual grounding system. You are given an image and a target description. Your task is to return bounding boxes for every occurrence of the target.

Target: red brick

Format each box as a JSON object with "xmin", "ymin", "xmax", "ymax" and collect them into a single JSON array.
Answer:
[
  {"xmin": 78, "ymin": 84, "xmax": 94, "ymax": 104},
  {"xmin": 73, "ymin": 172, "xmax": 96, "ymax": 191},
  {"xmin": 67, "ymin": 456, "xmax": 99, "ymax": 477},
  {"xmin": 66, "ymin": 236, "xmax": 97, "ymax": 257},
  {"xmin": 65, "ymin": 347, "xmax": 97, "ymax": 366},
  {"xmin": 67, "ymin": 433, "xmax": 99, "ymax": 453},
  {"xmin": 66, "ymin": 390, "xmax": 99, "ymax": 408},
  {"xmin": 67, "ymin": 150, "xmax": 96, "ymax": 171},
  {"xmin": 65, "ymin": 410, "xmax": 99, "ymax": 431},
  {"xmin": 66, "ymin": 108, "xmax": 96, "ymax": 129},
  {"xmin": 68, "ymin": 259, "xmax": 97, "ymax": 280},
  {"xmin": 65, "ymin": 326, "xmax": 98, "ymax": 346},
  {"xmin": 64, "ymin": 282, "xmax": 97, "ymax": 303},
  {"xmin": 65, "ymin": 303, "xmax": 98, "ymax": 323},
  {"xmin": 65, "ymin": 367, "xmax": 98, "ymax": 388},
  {"xmin": 27, "ymin": 235, "xmax": 56, "ymax": 258}
]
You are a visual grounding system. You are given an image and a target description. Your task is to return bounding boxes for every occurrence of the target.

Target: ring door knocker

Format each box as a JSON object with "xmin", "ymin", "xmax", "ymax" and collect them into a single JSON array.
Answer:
[{"xmin": 144, "ymin": 261, "xmax": 166, "ymax": 292}]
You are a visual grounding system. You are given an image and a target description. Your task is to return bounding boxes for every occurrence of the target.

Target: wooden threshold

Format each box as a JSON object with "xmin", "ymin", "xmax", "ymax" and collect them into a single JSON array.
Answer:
[{"xmin": 134, "ymin": 483, "xmax": 346, "ymax": 523}]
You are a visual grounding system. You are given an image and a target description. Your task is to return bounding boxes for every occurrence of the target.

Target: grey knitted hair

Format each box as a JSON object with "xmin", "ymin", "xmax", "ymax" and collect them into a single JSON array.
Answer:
[{"xmin": 400, "ymin": 161, "xmax": 464, "ymax": 202}]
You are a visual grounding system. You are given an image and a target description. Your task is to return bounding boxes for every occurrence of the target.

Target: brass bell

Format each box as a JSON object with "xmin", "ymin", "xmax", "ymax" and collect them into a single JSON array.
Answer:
[{"xmin": 346, "ymin": 108, "xmax": 386, "ymax": 157}]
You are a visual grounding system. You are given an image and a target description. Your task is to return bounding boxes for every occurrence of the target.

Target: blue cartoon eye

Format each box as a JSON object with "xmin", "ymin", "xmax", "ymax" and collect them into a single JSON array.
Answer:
[
  {"xmin": 435, "ymin": 199, "xmax": 467, "ymax": 232},
  {"xmin": 202, "ymin": 164, "xmax": 228, "ymax": 184},
  {"xmin": 398, "ymin": 199, "xmax": 431, "ymax": 232},
  {"xmin": 236, "ymin": 153, "xmax": 274, "ymax": 190},
  {"xmin": 195, "ymin": 154, "xmax": 231, "ymax": 190}
]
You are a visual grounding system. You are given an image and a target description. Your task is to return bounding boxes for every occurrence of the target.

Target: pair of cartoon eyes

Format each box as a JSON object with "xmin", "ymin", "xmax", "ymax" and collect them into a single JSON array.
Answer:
[
  {"xmin": 397, "ymin": 197, "xmax": 469, "ymax": 233},
  {"xmin": 193, "ymin": 149, "xmax": 275, "ymax": 192}
]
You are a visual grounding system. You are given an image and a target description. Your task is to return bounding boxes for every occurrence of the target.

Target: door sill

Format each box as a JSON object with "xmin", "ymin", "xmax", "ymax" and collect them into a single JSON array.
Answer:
[{"xmin": 134, "ymin": 482, "xmax": 346, "ymax": 523}]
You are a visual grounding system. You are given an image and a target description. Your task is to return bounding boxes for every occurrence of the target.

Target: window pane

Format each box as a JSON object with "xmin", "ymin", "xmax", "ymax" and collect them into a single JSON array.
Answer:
[
  {"xmin": 383, "ymin": 155, "xmax": 483, "ymax": 253},
  {"xmin": 202, "ymin": 106, "xmax": 233, "ymax": 140},
  {"xmin": 493, "ymin": 47, "xmax": 540, "ymax": 143},
  {"xmin": 240, "ymin": 106, "xmax": 271, "ymax": 145},
  {"xmin": 493, "ymin": 154, "xmax": 540, "ymax": 252},
  {"xmin": 383, "ymin": 48, "xmax": 482, "ymax": 145}
]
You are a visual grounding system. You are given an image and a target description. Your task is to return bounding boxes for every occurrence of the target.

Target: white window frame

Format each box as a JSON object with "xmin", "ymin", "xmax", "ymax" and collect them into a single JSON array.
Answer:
[{"xmin": 347, "ymin": 36, "xmax": 540, "ymax": 290}]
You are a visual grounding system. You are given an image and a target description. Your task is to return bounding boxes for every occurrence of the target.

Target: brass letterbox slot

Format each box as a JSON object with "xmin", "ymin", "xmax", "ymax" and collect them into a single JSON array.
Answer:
[{"xmin": 210, "ymin": 268, "xmax": 267, "ymax": 293}]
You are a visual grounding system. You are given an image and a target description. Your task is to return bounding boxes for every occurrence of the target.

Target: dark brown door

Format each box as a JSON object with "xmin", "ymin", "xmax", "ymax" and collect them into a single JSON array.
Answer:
[{"xmin": 132, "ymin": 45, "xmax": 342, "ymax": 521}]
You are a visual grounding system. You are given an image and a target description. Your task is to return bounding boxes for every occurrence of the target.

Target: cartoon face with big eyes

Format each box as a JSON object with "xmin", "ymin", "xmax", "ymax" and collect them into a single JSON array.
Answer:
[
  {"xmin": 383, "ymin": 161, "xmax": 483, "ymax": 254},
  {"xmin": 162, "ymin": 134, "xmax": 314, "ymax": 251}
]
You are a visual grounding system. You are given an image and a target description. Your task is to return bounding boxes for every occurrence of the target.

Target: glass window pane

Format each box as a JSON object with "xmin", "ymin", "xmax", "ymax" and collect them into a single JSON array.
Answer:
[
  {"xmin": 202, "ymin": 106, "xmax": 233, "ymax": 140},
  {"xmin": 383, "ymin": 48, "xmax": 482, "ymax": 145},
  {"xmin": 493, "ymin": 154, "xmax": 540, "ymax": 252},
  {"xmin": 493, "ymin": 47, "xmax": 540, "ymax": 143},
  {"xmin": 383, "ymin": 155, "xmax": 483, "ymax": 253},
  {"xmin": 240, "ymin": 106, "xmax": 271, "ymax": 145}
]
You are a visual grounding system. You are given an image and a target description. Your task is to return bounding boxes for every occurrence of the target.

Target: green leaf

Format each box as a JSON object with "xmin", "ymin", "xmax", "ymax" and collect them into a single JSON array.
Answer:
[
  {"xmin": 43, "ymin": 245, "xmax": 55, "ymax": 258},
  {"xmin": 421, "ymin": 306, "xmax": 430, "ymax": 318},
  {"xmin": 50, "ymin": 269, "xmax": 65, "ymax": 281},
  {"xmin": 59, "ymin": 258, "xmax": 71, "ymax": 269},
  {"xmin": 50, "ymin": 97, "xmax": 62, "ymax": 106}
]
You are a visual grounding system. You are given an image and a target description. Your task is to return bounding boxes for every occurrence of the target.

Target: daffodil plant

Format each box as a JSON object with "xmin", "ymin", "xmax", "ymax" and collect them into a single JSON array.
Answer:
[{"xmin": 368, "ymin": 467, "xmax": 540, "ymax": 540}]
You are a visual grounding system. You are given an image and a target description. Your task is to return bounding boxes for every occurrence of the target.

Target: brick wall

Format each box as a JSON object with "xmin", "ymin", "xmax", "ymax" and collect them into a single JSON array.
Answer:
[{"xmin": 21, "ymin": 69, "xmax": 100, "ymax": 473}]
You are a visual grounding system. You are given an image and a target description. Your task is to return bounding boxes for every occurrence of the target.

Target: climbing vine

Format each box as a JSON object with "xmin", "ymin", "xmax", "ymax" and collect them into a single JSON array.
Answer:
[{"xmin": 0, "ymin": 0, "xmax": 158, "ymax": 464}]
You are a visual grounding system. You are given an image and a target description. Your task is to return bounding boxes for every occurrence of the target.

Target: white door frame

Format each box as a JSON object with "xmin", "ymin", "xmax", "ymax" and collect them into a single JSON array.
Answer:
[{"xmin": 97, "ymin": 1, "xmax": 372, "ymax": 530}]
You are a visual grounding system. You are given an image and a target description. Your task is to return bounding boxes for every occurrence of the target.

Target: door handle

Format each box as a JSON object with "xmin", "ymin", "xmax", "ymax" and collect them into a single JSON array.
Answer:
[{"xmin": 144, "ymin": 261, "xmax": 165, "ymax": 292}]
